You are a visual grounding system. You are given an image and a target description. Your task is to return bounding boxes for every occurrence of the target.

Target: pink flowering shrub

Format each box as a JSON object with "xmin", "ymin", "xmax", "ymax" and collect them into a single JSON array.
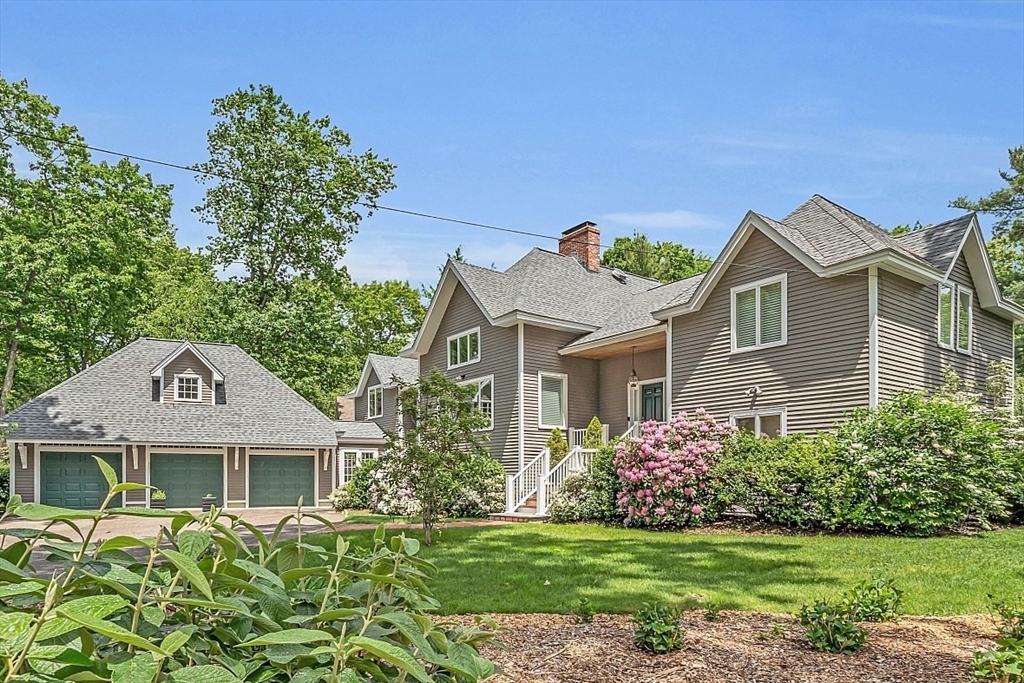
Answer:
[{"xmin": 615, "ymin": 410, "xmax": 735, "ymax": 527}]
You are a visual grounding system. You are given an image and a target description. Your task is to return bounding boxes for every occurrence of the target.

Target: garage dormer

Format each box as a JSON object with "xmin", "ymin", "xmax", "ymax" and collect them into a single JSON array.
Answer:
[{"xmin": 150, "ymin": 341, "xmax": 225, "ymax": 406}]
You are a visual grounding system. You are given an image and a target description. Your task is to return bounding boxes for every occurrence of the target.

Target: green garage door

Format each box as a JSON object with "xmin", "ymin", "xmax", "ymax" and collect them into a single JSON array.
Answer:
[
  {"xmin": 150, "ymin": 453, "xmax": 223, "ymax": 509},
  {"xmin": 40, "ymin": 452, "xmax": 122, "ymax": 509},
  {"xmin": 249, "ymin": 455, "xmax": 315, "ymax": 507}
]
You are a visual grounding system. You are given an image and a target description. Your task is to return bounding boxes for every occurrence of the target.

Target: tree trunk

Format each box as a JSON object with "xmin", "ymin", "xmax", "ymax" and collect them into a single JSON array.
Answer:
[
  {"xmin": 0, "ymin": 323, "xmax": 21, "ymax": 419},
  {"xmin": 422, "ymin": 498, "xmax": 434, "ymax": 546}
]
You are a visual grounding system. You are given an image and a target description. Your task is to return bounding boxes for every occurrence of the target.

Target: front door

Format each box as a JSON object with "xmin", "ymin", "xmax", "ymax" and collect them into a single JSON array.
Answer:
[{"xmin": 641, "ymin": 382, "xmax": 664, "ymax": 422}]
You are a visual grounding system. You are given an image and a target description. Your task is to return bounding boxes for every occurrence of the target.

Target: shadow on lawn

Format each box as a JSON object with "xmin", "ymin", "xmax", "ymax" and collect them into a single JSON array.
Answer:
[{"xmin": 350, "ymin": 524, "xmax": 843, "ymax": 614}]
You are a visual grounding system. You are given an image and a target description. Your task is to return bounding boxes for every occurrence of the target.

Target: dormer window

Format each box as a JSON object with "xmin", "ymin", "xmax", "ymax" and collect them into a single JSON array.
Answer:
[{"xmin": 175, "ymin": 374, "xmax": 202, "ymax": 402}]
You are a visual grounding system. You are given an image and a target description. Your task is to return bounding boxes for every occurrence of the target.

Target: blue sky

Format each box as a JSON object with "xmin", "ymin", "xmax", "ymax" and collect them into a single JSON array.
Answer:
[{"xmin": 2, "ymin": 1, "xmax": 1022, "ymax": 288}]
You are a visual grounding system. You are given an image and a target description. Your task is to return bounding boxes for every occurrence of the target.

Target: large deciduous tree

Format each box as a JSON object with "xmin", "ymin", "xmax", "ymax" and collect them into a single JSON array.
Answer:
[
  {"xmin": 0, "ymin": 78, "xmax": 173, "ymax": 416},
  {"xmin": 193, "ymin": 84, "xmax": 396, "ymax": 305},
  {"xmin": 600, "ymin": 232, "xmax": 712, "ymax": 283}
]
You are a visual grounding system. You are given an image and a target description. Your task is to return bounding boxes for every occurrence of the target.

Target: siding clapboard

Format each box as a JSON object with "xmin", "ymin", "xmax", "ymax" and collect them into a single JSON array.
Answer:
[
  {"xmin": 160, "ymin": 349, "xmax": 214, "ymax": 405},
  {"xmin": 670, "ymin": 229, "xmax": 870, "ymax": 433},
  {"xmin": 521, "ymin": 326, "xmax": 600, "ymax": 459},
  {"xmin": 14, "ymin": 443, "xmax": 35, "ymax": 502},
  {"xmin": 227, "ymin": 446, "xmax": 246, "ymax": 503},
  {"xmin": 878, "ymin": 254, "xmax": 1014, "ymax": 403},
  {"xmin": 125, "ymin": 445, "xmax": 147, "ymax": 504},
  {"xmin": 317, "ymin": 448, "xmax": 334, "ymax": 503},
  {"xmin": 420, "ymin": 283, "xmax": 520, "ymax": 470},
  {"xmin": 355, "ymin": 367, "xmax": 398, "ymax": 433},
  {"xmin": 598, "ymin": 348, "xmax": 666, "ymax": 437}
]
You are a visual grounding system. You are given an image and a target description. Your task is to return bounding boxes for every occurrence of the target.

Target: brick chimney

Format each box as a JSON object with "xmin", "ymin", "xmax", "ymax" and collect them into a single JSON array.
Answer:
[
  {"xmin": 336, "ymin": 396, "xmax": 355, "ymax": 421},
  {"xmin": 559, "ymin": 221, "xmax": 601, "ymax": 272}
]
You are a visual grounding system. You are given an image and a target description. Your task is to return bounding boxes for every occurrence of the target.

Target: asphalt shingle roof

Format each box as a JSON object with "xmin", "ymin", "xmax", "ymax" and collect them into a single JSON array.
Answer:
[
  {"xmin": 334, "ymin": 421, "xmax": 385, "ymax": 441},
  {"xmin": 451, "ymin": 249, "xmax": 657, "ymax": 328},
  {"xmin": 894, "ymin": 214, "xmax": 974, "ymax": 272},
  {"xmin": 366, "ymin": 354, "xmax": 419, "ymax": 387},
  {"xmin": 4, "ymin": 338, "xmax": 339, "ymax": 446}
]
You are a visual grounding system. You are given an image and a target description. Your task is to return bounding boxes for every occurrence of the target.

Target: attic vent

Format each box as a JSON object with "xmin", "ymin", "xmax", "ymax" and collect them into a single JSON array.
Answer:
[{"xmin": 611, "ymin": 268, "xmax": 628, "ymax": 284}]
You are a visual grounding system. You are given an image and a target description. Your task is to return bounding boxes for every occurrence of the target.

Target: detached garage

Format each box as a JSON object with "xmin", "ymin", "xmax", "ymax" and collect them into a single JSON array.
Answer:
[{"xmin": 4, "ymin": 339, "xmax": 340, "ymax": 510}]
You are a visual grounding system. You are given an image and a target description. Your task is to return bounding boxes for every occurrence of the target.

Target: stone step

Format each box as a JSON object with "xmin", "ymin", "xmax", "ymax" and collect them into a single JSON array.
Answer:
[{"xmin": 487, "ymin": 512, "xmax": 550, "ymax": 523}]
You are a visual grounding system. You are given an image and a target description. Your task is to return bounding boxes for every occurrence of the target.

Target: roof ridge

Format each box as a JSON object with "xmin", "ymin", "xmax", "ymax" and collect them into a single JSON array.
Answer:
[
  {"xmin": 756, "ymin": 211, "xmax": 830, "ymax": 263},
  {"xmin": 893, "ymin": 212, "xmax": 975, "ymax": 239},
  {"xmin": 809, "ymin": 195, "xmax": 886, "ymax": 252}
]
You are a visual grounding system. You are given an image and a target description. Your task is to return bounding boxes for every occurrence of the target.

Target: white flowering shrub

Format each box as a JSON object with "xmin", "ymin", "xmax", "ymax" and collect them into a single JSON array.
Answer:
[
  {"xmin": 368, "ymin": 455, "xmax": 423, "ymax": 516},
  {"xmin": 832, "ymin": 390, "xmax": 1008, "ymax": 534}
]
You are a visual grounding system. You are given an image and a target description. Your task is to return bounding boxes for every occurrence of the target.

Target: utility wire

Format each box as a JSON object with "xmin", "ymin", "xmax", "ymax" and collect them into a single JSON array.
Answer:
[{"xmin": 0, "ymin": 125, "xmax": 869, "ymax": 278}]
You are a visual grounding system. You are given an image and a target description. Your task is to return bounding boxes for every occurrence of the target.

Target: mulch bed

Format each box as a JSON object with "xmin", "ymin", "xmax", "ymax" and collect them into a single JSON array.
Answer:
[{"xmin": 452, "ymin": 612, "xmax": 996, "ymax": 682}]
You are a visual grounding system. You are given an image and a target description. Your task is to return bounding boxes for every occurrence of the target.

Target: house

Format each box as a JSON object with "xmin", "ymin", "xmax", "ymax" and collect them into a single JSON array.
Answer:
[
  {"xmin": 3, "ymin": 338, "xmax": 341, "ymax": 509},
  {"xmin": 355, "ymin": 195, "xmax": 1021, "ymax": 515}
]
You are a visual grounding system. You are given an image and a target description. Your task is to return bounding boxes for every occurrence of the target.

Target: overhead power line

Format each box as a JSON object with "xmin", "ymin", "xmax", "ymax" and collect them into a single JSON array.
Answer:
[{"xmin": 0, "ymin": 125, "xmax": 868, "ymax": 279}]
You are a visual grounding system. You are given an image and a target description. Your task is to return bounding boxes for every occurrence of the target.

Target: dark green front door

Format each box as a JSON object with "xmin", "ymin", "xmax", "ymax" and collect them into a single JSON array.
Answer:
[
  {"xmin": 40, "ymin": 452, "xmax": 122, "ymax": 509},
  {"xmin": 150, "ymin": 453, "xmax": 223, "ymax": 508},
  {"xmin": 249, "ymin": 455, "xmax": 315, "ymax": 507},
  {"xmin": 642, "ymin": 382, "xmax": 664, "ymax": 422}
]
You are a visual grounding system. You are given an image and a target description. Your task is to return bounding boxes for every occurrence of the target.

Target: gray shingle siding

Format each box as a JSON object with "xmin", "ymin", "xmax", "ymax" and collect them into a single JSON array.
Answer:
[
  {"xmin": 878, "ymin": 254, "xmax": 1013, "ymax": 404},
  {"xmin": 670, "ymin": 229, "xmax": 870, "ymax": 433},
  {"xmin": 420, "ymin": 283, "xmax": 520, "ymax": 470},
  {"xmin": 160, "ymin": 349, "xmax": 215, "ymax": 405}
]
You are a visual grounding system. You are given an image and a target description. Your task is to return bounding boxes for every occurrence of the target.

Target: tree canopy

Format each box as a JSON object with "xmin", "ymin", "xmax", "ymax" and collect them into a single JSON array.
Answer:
[
  {"xmin": 600, "ymin": 232, "xmax": 712, "ymax": 283},
  {"xmin": 0, "ymin": 78, "xmax": 422, "ymax": 417},
  {"xmin": 952, "ymin": 146, "xmax": 1024, "ymax": 242}
]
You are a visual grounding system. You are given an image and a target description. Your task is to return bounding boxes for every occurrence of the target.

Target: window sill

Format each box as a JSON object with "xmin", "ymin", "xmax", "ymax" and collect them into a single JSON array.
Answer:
[
  {"xmin": 956, "ymin": 347, "xmax": 972, "ymax": 356},
  {"xmin": 539, "ymin": 424, "xmax": 567, "ymax": 431},
  {"xmin": 447, "ymin": 358, "xmax": 481, "ymax": 371},
  {"xmin": 730, "ymin": 340, "xmax": 787, "ymax": 355}
]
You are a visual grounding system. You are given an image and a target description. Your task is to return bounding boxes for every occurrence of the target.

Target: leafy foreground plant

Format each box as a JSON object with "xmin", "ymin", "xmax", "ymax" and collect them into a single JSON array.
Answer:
[
  {"xmin": 840, "ymin": 576, "xmax": 904, "ymax": 622},
  {"xmin": 632, "ymin": 602, "xmax": 683, "ymax": 654},
  {"xmin": 798, "ymin": 600, "xmax": 867, "ymax": 655},
  {"xmin": 0, "ymin": 456, "xmax": 497, "ymax": 682},
  {"xmin": 972, "ymin": 639, "xmax": 1024, "ymax": 682}
]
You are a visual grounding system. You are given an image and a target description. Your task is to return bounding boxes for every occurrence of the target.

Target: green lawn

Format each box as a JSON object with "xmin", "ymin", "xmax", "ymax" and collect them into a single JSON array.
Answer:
[{"xmin": 316, "ymin": 523, "xmax": 1024, "ymax": 616}]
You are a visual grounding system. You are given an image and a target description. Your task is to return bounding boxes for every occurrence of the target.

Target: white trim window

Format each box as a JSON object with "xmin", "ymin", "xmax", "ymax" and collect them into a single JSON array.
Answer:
[
  {"xmin": 462, "ymin": 375, "xmax": 494, "ymax": 430},
  {"xmin": 938, "ymin": 283, "xmax": 954, "ymax": 349},
  {"xmin": 538, "ymin": 372, "xmax": 568, "ymax": 430},
  {"xmin": 174, "ymin": 374, "xmax": 202, "ymax": 402},
  {"xmin": 730, "ymin": 408, "xmax": 786, "ymax": 438},
  {"xmin": 367, "ymin": 385, "xmax": 384, "ymax": 419},
  {"xmin": 447, "ymin": 327, "xmax": 481, "ymax": 369},
  {"xmin": 938, "ymin": 282, "xmax": 973, "ymax": 354},
  {"xmin": 731, "ymin": 274, "xmax": 787, "ymax": 352},
  {"xmin": 957, "ymin": 286, "xmax": 973, "ymax": 354}
]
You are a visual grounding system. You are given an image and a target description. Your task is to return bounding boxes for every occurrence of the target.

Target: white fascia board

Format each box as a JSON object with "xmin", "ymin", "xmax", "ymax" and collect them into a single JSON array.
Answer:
[
  {"xmin": 492, "ymin": 311, "xmax": 598, "ymax": 332},
  {"xmin": 149, "ymin": 341, "xmax": 224, "ymax": 382},
  {"xmin": 557, "ymin": 324, "xmax": 667, "ymax": 356},
  {"xmin": 654, "ymin": 212, "xmax": 822, "ymax": 320},
  {"xmin": 826, "ymin": 251, "xmax": 940, "ymax": 284},
  {"xmin": 352, "ymin": 357, "xmax": 378, "ymax": 397},
  {"xmin": 404, "ymin": 263, "xmax": 498, "ymax": 359},
  {"xmin": 959, "ymin": 221, "xmax": 1024, "ymax": 321}
]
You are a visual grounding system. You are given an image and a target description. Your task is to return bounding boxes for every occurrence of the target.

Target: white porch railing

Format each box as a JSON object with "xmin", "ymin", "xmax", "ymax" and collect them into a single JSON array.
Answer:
[
  {"xmin": 620, "ymin": 421, "xmax": 643, "ymax": 441},
  {"xmin": 540, "ymin": 445, "xmax": 595, "ymax": 514},
  {"xmin": 568, "ymin": 424, "xmax": 611, "ymax": 450},
  {"xmin": 505, "ymin": 448, "xmax": 549, "ymax": 513}
]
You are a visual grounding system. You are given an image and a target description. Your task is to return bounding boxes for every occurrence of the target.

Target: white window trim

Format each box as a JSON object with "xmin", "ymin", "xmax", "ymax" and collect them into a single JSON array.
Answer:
[
  {"xmin": 537, "ymin": 371, "xmax": 568, "ymax": 430},
  {"xmin": 173, "ymin": 373, "xmax": 202, "ymax": 403},
  {"xmin": 937, "ymin": 283, "xmax": 955, "ymax": 350},
  {"xmin": 730, "ymin": 273, "xmax": 788, "ymax": 354},
  {"xmin": 956, "ymin": 285, "xmax": 973, "ymax": 355},
  {"xmin": 447, "ymin": 326, "xmax": 481, "ymax": 370},
  {"xmin": 367, "ymin": 385, "xmax": 384, "ymax": 419},
  {"xmin": 460, "ymin": 374, "xmax": 494, "ymax": 432},
  {"xmin": 729, "ymin": 407, "xmax": 787, "ymax": 437}
]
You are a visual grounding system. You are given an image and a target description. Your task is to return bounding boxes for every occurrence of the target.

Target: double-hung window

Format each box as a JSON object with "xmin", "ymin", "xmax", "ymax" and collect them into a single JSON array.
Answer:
[
  {"xmin": 447, "ymin": 328, "xmax": 480, "ymax": 369},
  {"xmin": 367, "ymin": 385, "xmax": 384, "ymax": 419},
  {"xmin": 462, "ymin": 376, "xmax": 494, "ymax": 430},
  {"xmin": 732, "ymin": 274, "xmax": 787, "ymax": 352},
  {"xmin": 538, "ymin": 372, "xmax": 567, "ymax": 429},
  {"xmin": 174, "ymin": 374, "xmax": 201, "ymax": 402},
  {"xmin": 731, "ymin": 409, "xmax": 785, "ymax": 437},
  {"xmin": 938, "ymin": 283, "xmax": 972, "ymax": 354}
]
